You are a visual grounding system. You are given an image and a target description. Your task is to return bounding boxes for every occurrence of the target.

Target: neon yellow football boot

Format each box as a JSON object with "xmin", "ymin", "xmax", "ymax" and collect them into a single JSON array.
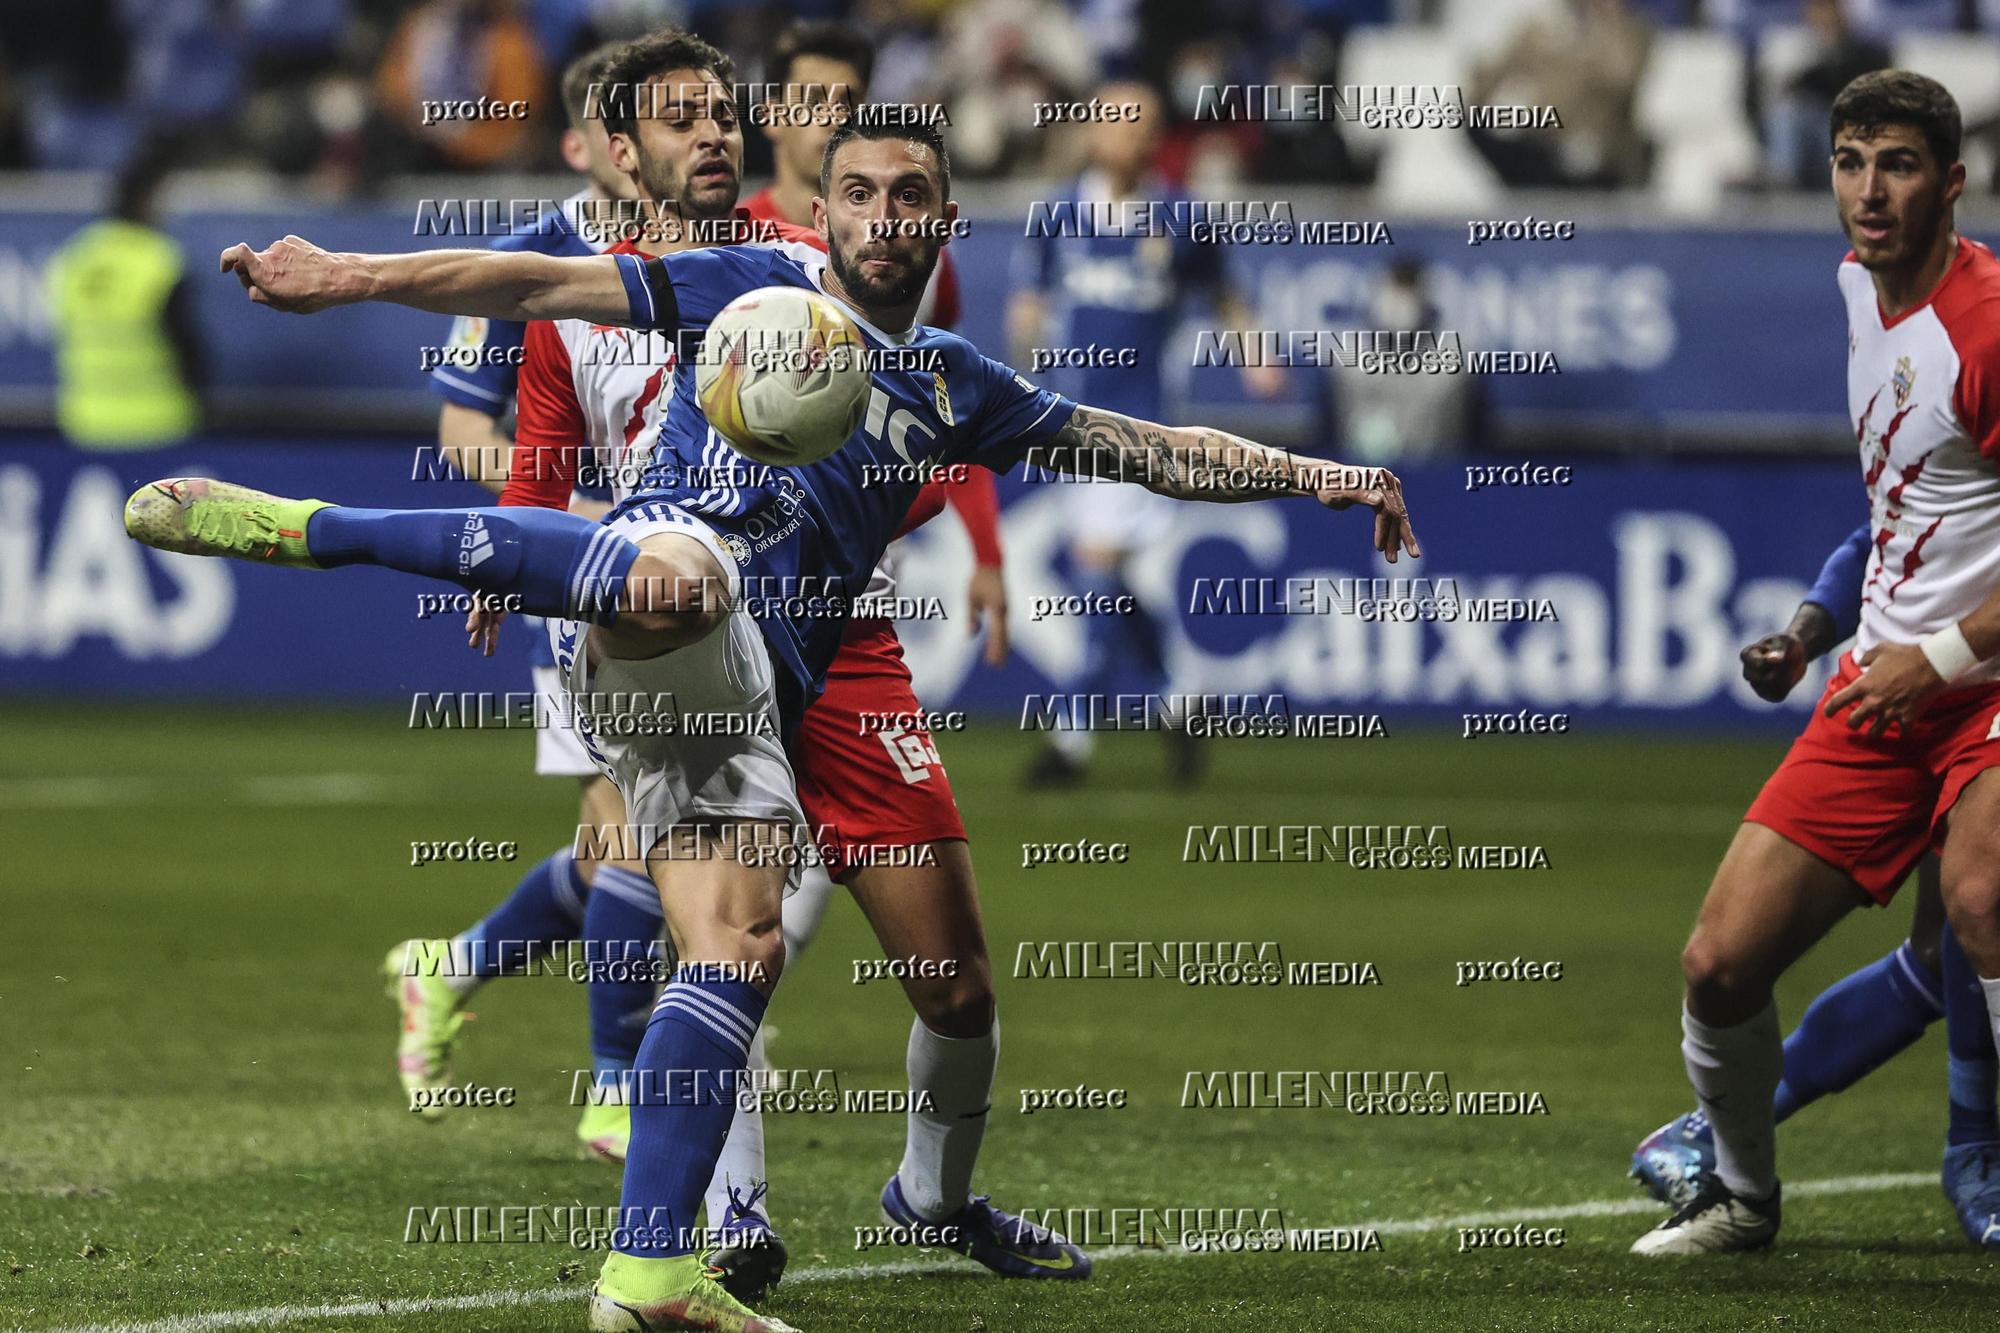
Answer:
[
  {"xmin": 590, "ymin": 1251, "xmax": 799, "ymax": 1332},
  {"xmin": 577, "ymin": 1100, "xmax": 631, "ymax": 1163},
  {"xmin": 382, "ymin": 940, "xmax": 469, "ymax": 1121},
  {"xmin": 123, "ymin": 477, "xmax": 329, "ymax": 566}
]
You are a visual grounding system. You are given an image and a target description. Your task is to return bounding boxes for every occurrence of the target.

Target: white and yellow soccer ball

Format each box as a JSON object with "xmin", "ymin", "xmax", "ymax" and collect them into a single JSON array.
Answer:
[{"xmin": 694, "ymin": 286, "xmax": 870, "ymax": 466}]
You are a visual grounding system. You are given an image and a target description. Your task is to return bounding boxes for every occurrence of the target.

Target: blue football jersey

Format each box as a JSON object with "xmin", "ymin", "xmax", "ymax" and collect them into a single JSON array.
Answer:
[
  {"xmin": 1013, "ymin": 174, "xmax": 1224, "ymax": 420},
  {"xmin": 428, "ymin": 189, "xmax": 605, "ymax": 416},
  {"xmin": 608, "ymin": 241, "xmax": 1077, "ymax": 722}
]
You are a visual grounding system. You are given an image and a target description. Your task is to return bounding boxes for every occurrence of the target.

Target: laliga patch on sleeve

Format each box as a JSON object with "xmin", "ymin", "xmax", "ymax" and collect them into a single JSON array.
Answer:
[{"xmin": 448, "ymin": 316, "xmax": 490, "ymax": 351}]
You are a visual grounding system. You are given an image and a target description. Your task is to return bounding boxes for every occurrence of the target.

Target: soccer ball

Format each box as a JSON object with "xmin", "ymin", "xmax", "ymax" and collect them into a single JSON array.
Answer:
[{"xmin": 695, "ymin": 286, "xmax": 870, "ymax": 466}]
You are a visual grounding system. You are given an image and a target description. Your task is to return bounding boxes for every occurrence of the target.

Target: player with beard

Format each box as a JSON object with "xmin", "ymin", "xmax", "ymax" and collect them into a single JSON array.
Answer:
[
  {"xmin": 745, "ymin": 20, "xmax": 966, "ymax": 334},
  {"xmin": 129, "ymin": 118, "xmax": 1417, "ymax": 1331},
  {"xmin": 393, "ymin": 30, "xmax": 782, "ymax": 1159},
  {"xmin": 490, "ymin": 29, "xmax": 1022, "ymax": 1302},
  {"xmin": 1627, "ymin": 69, "xmax": 2000, "ymax": 1256},
  {"xmin": 734, "ymin": 18, "xmax": 1006, "ymax": 1002},
  {"xmin": 386, "ymin": 41, "xmax": 649, "ymax": 1138}
]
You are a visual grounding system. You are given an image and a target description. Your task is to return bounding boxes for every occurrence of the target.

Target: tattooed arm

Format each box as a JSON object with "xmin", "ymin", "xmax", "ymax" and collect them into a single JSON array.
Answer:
[{"xmin": 1022, "ymin": 403, "xmax": 1422, "ymax": 563}]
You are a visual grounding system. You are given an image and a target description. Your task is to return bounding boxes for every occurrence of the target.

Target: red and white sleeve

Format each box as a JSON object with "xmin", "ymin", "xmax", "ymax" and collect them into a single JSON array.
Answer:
[{"xmin": 501, "ymin": 320, "xmax": 584, "ymax": 508}]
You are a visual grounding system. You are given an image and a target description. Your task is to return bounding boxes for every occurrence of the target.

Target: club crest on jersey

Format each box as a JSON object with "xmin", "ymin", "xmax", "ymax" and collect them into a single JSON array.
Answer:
[
  {"xmin": 720, "ymin": 532, "xmax": 752, "ymax": 565},
  {"xmin": 933, "ymin": 373, "xmax": 955, "ymax": 427},
  {"xmin": 1892, "ymin": 355, "xmax": 1916, "ymax": 407}
]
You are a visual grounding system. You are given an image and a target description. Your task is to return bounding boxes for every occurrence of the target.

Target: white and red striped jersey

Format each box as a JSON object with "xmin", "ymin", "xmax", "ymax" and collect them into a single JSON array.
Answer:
[
  {"xmin": 1842, "ymin": 237, "xmax": 2000, "ymax": 684},
  {"xmin": 512, "ymin": 291, "xmax": 675, "ymax": 506}
]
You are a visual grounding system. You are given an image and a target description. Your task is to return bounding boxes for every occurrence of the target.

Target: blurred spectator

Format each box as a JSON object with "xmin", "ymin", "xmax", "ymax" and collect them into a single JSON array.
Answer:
[
  {"xmin": 929, "ymin": 0, "xmax": 1098, "ymax": 176},
  {"xmin": 124, "ymin": 0, "xmax": 246, "ymax": 157},
  {"xmin": 749, "ymin": 19, "xmax": 877, "ymax": 228},
  {"xmin": 844, "ymin": 0, "xmax": 941, "ymax": 106},
  {"xmin": 372, "ymin": 0, "xmax": 547, "ymax": 171},
  {"xmin": 44, "ymin": 150, "xmax": 204, "ymax": 451},
  {"xmin": 1327, "ymin": 261, "xmax": 1480, "ymax": 462},
  {"xmin": 1007, "ymin": 80, "xmax": 1279, "ymax": 787},
  {"xmin": 1153, "ymin": 39, "xmax": 1261, "ymax": 194},
  {"xmin": 1761, "ymin": 0, "xmax": 1887, "ymax": 190},
  {"xmin": 0, "ymin": 0, "xmax": 133, "ymax": 169},
  {"xmin": 1465, "ymin": 0, "xmax": 1654, "ymax": 189},
  {"xmin": 1255, "ymin": 53, "xmax": 1371, "ymax": 185},
  {"xmin": 0, "ymin": 64, "xmax": 26, "ymax": 169}
]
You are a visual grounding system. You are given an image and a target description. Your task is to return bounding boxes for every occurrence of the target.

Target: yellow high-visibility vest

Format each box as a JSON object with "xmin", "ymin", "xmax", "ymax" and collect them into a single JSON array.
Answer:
[{"xmin": 45, "ymin": 219, "xmax": 199, "ymax": 449}]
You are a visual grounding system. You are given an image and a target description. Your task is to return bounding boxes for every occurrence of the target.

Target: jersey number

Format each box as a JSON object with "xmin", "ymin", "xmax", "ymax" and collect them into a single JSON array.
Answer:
[
  {"xmin": 876, "ymin": 726, "xmax": 941, "ymax": 784},
  {"xmin": 863, "ymin": 386, "xmax": 937, "ymax": 471}
]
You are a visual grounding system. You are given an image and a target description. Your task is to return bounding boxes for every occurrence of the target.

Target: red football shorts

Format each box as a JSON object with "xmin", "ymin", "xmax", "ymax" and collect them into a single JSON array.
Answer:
[
  {"xmin": 1745, "ymin": 651, "xmax": 2000, "ymax": 903},
  {"xmin": 792, "ymin": 617, "xmax": 967, "ymax": 880}
]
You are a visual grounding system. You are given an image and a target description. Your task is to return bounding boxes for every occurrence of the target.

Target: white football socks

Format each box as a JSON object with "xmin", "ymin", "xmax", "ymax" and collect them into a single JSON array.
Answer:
[
  {"xmin": 442, "ymin": 936, "xmax": 484, "ymax": 998},
  {"xmin": 1681, "ymin": 1001, "xmax": 1783, "ymax": 1200},
  {"xmin": 898, "ymin": 1014, "xmax": 999, "ymax": 1220},
  {"xmin": 781, "ymin": 862, "xmax": 836, "ymax": 964},
  {"xmin": 705, "ymin": 1027, "xmax": 770, "ymax": 1230}
]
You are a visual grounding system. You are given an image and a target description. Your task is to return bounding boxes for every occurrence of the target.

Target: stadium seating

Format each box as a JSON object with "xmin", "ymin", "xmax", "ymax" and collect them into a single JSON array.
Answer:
[
  {"xmin": 1850, "ymin": 0, "xmax": 1968, "ymax": 36},
  {"xmin": 1636, "ymin": 31, "xmax": 1760, "ymax": 213},
  {"xmin": 1706, "ymin": 0, "xmax": 1814, "ymax": 36},
  {"xmin": 1753, "ymin": 24, "xmax": 1822, "ymax": 96},
  {"xmin": 1339, "ymin": 29, "xmax": 1505, "ymax": 213},
  {"xmin": 1893, "ymin": 33, "xmax": 2000, "ymax": 186},
  {"xmin": 1436, "ymin": 0, "xmax": 1557, "ymax": 61},
  {"xmin": 1891, "ymin": 33, "xmax": 2000, "ymax": 123}
]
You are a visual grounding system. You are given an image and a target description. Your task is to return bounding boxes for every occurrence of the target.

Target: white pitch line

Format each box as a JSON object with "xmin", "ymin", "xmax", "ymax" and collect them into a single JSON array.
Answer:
[
  {"xmin": 1073, "ymin": 790, "xmax": 1746, "ymax": 832},
  {"xmin": 32, "ymin": 1286, "xmax": 584, "ymax": 1333},
  {"xmin": 35, "ymin": 1171, "xmax": 1935, "ymax": 1333},
  {"xmin": 0, "ymin": 773, "xmax": 503, "ymax": 809}
]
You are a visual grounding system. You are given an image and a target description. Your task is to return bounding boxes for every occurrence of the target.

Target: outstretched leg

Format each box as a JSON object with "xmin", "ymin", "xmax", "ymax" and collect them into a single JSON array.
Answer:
[{"xmin": 123, "ymin": 478, "xmax": 722, "ymax": 643}]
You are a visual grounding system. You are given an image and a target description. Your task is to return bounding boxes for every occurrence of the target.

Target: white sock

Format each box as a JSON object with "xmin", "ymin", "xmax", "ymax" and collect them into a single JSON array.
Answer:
[
  {"xmin": 781, "ymin": 863, "xmax": 836, "ymax": 964},
  {"xmin": 1681, "ymin": 1002, "xmax": 1783, "ymax": 1200},
  {"xmin": 1052, "ymin": 726, "xmax": 1093, "ymax": 761},
  {"xmin": 704, "ymin": 1028, "xmax": 770, "ymax": 1229},
  {"xmin": 442, "ymin": 936, "xmax": 483, "ymax": 998},
  {"xmin": 898, "ymin": 1014, "xmax": 998, "ymax": 1220},
  {"xmin": 1981, "ymin": 976, "xmax": 2000, "ymax": 1053}
]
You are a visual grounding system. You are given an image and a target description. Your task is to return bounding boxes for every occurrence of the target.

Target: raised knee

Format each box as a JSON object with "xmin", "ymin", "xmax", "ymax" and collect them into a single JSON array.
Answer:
[{"xmin": 617, "ymin": 548, "xmax": 729, "ymax": 643}]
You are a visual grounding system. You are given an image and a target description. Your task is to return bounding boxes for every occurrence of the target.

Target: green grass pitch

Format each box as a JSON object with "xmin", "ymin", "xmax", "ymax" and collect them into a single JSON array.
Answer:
[{"xmin": 3, "ymin": 704, "xmax": 1998, "ymax": 1331}]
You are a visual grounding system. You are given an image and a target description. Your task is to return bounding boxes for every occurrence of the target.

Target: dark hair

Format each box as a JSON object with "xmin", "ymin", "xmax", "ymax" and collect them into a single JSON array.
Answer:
[
  {"xmin": 594, "ymin": 29, "xmax": 736, "ymax": 140},
  {"xmin": 1830, "ymin": 69, "xmax": 1961, "ymax": 168},
  {"xmin": 112, "ymin": 142, "xmax": 174, "ymax": 221},
  {"xmin": 819, "ymin": 119, "xmax": 951, "ymax": 197},
  {"xmin": 561, "ymin": 41, "xmax": 625, "ymax": 128},
  {"xmin": 767, "ymin": 20, "xmax": 875, "ymax": 97}
]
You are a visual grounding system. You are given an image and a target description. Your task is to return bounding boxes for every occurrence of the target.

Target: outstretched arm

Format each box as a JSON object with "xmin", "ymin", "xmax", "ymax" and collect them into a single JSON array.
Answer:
[
  {"xmin": 1021, "ymin": 403, "xmax": 1420, "ymax": 562},
  {"xmin": 220, "ymin": 234, "xmax": 635, "ymax": 324}
]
